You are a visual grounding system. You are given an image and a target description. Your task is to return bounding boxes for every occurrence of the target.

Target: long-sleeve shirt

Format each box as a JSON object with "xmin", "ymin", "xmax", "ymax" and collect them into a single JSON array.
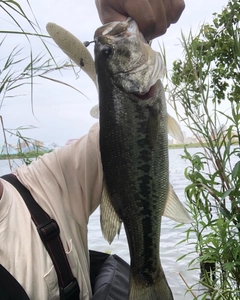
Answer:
[{"xmin": 0, "ymin": 123, "xmax": 103, "ymax": 299}]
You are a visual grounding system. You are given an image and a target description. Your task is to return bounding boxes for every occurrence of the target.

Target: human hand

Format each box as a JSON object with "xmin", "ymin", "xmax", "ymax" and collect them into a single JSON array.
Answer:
[{"xmin": 95, "ymin": 0, "xmax": 185, "ymax": 40}]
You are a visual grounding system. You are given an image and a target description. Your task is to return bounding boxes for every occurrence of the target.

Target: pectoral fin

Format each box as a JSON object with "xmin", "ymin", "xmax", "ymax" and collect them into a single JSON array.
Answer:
[
  {"xmin": 46, "ymin": 22, "xmax": 97, "ymax": 87},
  {"xmin": 100, "ymin": 182, "xmax": 122, "ymax": 244},
  {"xmin": 163, "ymin": 184, "xmax": 192, "ymax": 223},
  {"xmin": 89, "ymin": 106, "xmax": 184, "ymax": 141},
  {"xmin": 167, "ymin": 114, "xmax": 184, "ymax": 143}
]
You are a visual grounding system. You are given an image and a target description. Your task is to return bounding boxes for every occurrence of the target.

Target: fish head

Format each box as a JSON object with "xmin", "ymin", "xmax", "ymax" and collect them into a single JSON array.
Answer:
[{"xmin": 94, "ymin": 18, "xmax": 165, "ymax": 99}]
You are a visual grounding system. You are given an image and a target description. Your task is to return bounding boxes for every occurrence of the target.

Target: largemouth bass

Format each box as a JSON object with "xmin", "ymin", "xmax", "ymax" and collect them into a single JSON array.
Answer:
[
  {"xmin": 46, "ymin": 19, "xmax": 191, "ymax": 300},
  {"xmin": 94, "ymin": 19, "xmax": 191, "ymax": 300}
]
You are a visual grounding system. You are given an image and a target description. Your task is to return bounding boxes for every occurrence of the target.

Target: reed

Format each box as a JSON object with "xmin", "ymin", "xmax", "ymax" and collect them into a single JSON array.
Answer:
[{"xmin": 0, "ymin": 1, "xmax": 79, "ymax": 170}]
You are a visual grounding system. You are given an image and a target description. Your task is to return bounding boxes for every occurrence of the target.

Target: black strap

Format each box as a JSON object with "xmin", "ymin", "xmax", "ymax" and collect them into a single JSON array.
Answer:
[
  {"xmin": 0, "ymin": 264, "xmax": 30, "ymax": 300},
  {"xmin": 2, "ymin": 174, "xmax": 80, "ymax": 300}
]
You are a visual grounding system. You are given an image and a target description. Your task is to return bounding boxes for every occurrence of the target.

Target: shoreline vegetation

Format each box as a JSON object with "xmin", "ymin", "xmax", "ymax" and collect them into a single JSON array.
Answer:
[
  {"xmin": 0, "ymin": 150, "xmax": 52, "ymax": 161},
  {"xmin": 0, "ymin": 144, "xmax": 195, "ymax": 161},
  {"xmin": 0, "ymin": 141, "xmax": 235, "ymax": 161}
]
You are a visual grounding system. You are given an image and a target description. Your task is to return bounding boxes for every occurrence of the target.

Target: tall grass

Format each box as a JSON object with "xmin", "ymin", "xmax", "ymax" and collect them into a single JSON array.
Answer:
[{"xmin": 0, "ymin": 1, "xmax": 79, "ymax": 169}]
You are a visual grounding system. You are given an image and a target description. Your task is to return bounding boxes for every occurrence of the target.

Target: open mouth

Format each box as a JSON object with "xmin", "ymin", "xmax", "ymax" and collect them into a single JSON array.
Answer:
[{"xmin": 132, "ymin": 80, "xmax": 160, "ymax": 100}]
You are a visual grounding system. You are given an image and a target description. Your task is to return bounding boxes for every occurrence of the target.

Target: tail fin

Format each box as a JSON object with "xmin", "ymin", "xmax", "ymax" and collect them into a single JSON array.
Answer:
[{"xmin": 129, "ymin": 267, "xmax": 174, "ymax": 300}]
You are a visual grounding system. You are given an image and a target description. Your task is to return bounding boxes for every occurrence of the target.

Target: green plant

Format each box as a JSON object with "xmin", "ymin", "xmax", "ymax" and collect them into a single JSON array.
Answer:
[
  {"xmin": 0, "ymin": 0, "xmax": 81, "ymax": 170},
  {"xmin": 166, "ymin": 0, "xmax": 240, "ymax": 298}
]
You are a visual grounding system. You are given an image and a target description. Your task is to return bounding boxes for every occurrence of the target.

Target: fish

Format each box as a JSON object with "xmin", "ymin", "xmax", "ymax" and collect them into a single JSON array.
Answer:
[
  {"xmin": 94, "ymin": 19, "xmax": 191, "ymax": 300},
  {"xmin": 46, "ymin": 22, "xmax": 185, "ymax": 144},
  {"xmin": 46, "ymin": 20, "xmax": 191, "ymax": 299}
]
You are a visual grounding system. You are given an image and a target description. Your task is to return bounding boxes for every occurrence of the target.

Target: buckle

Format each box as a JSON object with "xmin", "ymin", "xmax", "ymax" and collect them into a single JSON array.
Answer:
[
  {"xmin": 37, "ymin": 219, "xmax": 60, "ymax": 242},
  {"xmin": 60, "ymin": 278, "xmax": 80, "ymax": 300}
]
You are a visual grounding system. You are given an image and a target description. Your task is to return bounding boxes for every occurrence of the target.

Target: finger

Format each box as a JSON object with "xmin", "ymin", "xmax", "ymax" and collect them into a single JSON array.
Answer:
[
  {"xmin": 149, "ymin": 0, "xmax": 168, "ymax": 38},
  {"xmin": 95, "ymin": 0, "xmax": 127, "ymax": 24},
  {"xmin": 169, "ymin": 0, "xmax": 185, "ymax": 24},
  {"xmin": 149, "ymin": 0, "xmax": 185, "ymax": 38},
  {"xmin": 96, "ymin": 0, "xmax": 156, "ymax": 40},
  {"xmin": 123, "ymin": 0, "xmax": 156, "ymax": 40}
]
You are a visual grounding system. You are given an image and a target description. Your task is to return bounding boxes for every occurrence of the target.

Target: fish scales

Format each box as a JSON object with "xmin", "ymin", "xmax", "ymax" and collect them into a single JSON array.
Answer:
[{"xmin": 95, "ymin": 19, "xmax": 174, "ymax": 300}]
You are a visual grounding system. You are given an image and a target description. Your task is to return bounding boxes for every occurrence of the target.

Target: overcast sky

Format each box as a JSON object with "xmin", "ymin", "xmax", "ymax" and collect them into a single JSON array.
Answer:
[{"xmin": 1, "ymin": 0, "xmax": 228, "ymax": 146}]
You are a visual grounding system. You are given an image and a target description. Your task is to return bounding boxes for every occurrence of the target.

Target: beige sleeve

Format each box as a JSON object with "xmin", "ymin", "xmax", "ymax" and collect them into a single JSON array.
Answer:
[{"xmin": 16, "ymin": 123, "xmax": 103, "ymax": 227}]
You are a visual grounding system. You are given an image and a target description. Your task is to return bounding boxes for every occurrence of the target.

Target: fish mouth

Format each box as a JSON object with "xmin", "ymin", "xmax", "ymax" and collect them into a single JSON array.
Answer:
[{"xmin": 132, "ymin": 80, "xmax": 160, "ymax": 100}]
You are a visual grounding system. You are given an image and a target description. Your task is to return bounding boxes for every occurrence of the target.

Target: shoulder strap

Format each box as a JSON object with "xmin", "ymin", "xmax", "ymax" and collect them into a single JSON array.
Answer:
[
  {"xmin": 1, "ymin": 174, "xmax": 80, "ymax": 300},
  {"xmin": 0, "ymin": 264, "xmax": 30, "ymax": 300}
]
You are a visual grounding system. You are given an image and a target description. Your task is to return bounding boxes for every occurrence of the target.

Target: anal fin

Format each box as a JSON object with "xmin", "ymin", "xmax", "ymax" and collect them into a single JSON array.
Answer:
[
  {"xmin": 167, "ymin": 114, "xmax": 184, "ymax": 143},
  {"xmin": 100, "ymin": 182, "xmax": 122, "ymax": 244}
]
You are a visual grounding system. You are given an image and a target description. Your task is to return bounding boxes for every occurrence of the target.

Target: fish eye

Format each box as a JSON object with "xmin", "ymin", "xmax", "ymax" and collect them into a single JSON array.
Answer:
[{"xmin": 101, "ymin": 45, "xmax": 113, "ymax": 58}]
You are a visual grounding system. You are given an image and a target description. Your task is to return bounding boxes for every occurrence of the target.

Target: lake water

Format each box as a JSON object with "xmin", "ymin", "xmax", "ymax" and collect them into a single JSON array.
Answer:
[{"xmin": 0, "ymin": 148, "xmax": 204, "ymax": 299}]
